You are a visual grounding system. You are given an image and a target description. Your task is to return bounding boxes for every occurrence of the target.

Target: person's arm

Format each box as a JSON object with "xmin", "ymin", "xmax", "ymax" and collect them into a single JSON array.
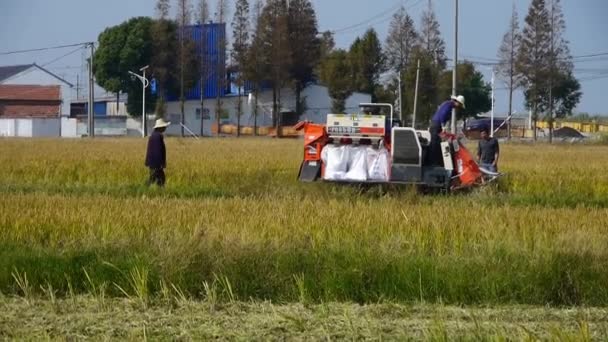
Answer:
[
  {"xmin": 144, "ymin": 137, "xmax": 152, "ymax": 167},
  {"xmin": 493, "ymin": 140, "xmax": 499, "ymax": 166},
  {"xmin": 161, "ymin": 135, "xmax": 166, "ymax": 168}
]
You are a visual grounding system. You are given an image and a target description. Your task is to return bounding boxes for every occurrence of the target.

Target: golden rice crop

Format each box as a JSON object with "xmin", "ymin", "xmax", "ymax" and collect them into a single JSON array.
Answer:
[{"xmin": 0, "ymin": 138, "xmax": 607, "ymax": 305}]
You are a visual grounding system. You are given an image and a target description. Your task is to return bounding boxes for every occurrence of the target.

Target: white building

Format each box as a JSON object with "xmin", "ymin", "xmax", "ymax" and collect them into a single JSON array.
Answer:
[
  {"xmin": 0, "ymin": 64, "xmax": 73, "ymax": 116},
  {"xmin": 163, "ymin": 84, "xmax": 371, "ymax": 136}
]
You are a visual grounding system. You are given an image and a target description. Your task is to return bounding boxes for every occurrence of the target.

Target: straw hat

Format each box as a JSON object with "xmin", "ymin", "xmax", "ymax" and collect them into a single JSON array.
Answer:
[
  {"xmin": 153, "ymin": 118, "xmax": 171, "ymax": 129},
  {"xmin": 451, "ymin": 95, "xmax": 466, "ymax": 108}
]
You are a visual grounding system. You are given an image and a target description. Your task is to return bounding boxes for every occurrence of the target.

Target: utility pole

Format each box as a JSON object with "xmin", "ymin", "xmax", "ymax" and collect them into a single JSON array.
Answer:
[
  {"xmin": 548, "ymin": 0, "xmax": 554, "ymax": 144},
  {"xmin": 412, "ymin": 59, "xmax": 421, "ymax": 129},
  {"xmin": 398, "ymin": 70, "xmax": 403, "ymax": 124},
  {"xmin": 88, "ymin": 42, "xmax": 95, "ymax": 138},
  {"xmin": 490, "ymin": 69, "xmax": 495, "ymax": 137},
  {"xmin": 451, "ymin": 0, "xmax": 458, "ymax": 134}
]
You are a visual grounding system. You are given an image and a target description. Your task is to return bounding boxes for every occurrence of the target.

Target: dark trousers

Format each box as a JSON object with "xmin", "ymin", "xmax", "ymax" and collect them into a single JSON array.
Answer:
[
  {"xmin": 429, "ymin": 122, "xmax": 443, "ymax": 166},
  {"xmin": 147, "ymin": 168, "xmax": 166, "ymax": 187}
]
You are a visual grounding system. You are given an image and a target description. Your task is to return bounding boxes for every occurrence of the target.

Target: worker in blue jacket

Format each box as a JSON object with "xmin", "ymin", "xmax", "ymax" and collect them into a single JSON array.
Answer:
[
  {"xmin": 429, "ymin": 95, "xmax": 465, "ymax": 166},
  {"xmin": 145, "ymin": 118, "xmax": 170, "ymax": 187}
]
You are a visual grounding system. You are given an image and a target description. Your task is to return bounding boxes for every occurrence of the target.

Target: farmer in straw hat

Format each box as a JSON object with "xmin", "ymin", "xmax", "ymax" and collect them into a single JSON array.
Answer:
[
  {"xmin": 428, "ymin": 95, "xmax": 466, "ymax": 166},
  {"xmin": 145, "ymin": 118, "xmax": 170, "ymax": 187}
]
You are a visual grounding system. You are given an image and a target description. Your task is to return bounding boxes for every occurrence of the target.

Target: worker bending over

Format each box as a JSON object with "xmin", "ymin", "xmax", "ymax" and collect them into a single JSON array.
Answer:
[{"xmin": 429, "ymin": 95, "xmax": 465, "ymax": 165}]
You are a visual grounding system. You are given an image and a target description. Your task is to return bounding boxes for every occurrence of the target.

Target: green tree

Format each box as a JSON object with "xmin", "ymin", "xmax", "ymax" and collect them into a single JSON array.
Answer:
[
  {"xmin": 495, "ymin": 4, "xmax": 522, "ymax": 139},
  {"xmin": 349, "ymin": 29, "xmax": 384, "ymax": 101},
  {"xmin": 232, "ymin": 0, "xmax": 250, "ymax": 137},
  {"xmin": 257, "ymin": 0, "xmax": 291, "ymax": 134},
  {"xmin": 419, "ymin": 0, "xmax": 446, "ymax": 68},
  {"xmin": 403, "ymin": 48, "xmax": 441, "ymax": 127},
  {"xmin": 244, "ymin": 0, "xmax": 267, "ymax": 136},
  {"xmin": 438, "ymin": 62, "xmax": 491, "ymax": 119},
  {"xmin": 197, "ymin": 0, "xmax": 211, "ymax": 136},
  {"xmin": 385, "ymin": 6, "xmax": 418, "ymax": 120},
  {"xmin": 318, "ymin": 30, "xmax": 335, "ymax": 60},
  {"xmin": 546, "ymin": 0, "xmax": 581, "ymax": 142},
  {"xmin": 319, "ymin": 49, "xmax": 352, "ymax": 113},
  {"xmin": 215, "ymin": 0, "xmax": 229, "ymax": 136},
  {"xmin": 94, "ymin": 17, "xmax": 154, "ymax": 117},
  {"xmin": 288, "ymin": 0, "xmax": 320, "ymax": 117},
  {"xmin": 177, "ymin": 0, "xmax": 194, "ymax": 136},
  {"xmin": 152, "ymin": 0, "xmax": 177, "ymax": 119},
  {"xmin": 517, "ymin": 0, "xmax": 551, "ymax": 140}
]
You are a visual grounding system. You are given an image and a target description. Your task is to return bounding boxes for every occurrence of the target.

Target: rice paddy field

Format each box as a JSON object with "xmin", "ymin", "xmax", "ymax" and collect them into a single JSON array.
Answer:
[{"xmin": 0, "ymin": 137, "xmax": 607, "ymax": 340}]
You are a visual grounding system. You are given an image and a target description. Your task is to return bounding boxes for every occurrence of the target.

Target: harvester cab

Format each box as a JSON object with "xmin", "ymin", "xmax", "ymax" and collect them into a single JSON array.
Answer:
[{"xmin": 295, "ymin": 103, "xmax": 496, "ymax": 192}]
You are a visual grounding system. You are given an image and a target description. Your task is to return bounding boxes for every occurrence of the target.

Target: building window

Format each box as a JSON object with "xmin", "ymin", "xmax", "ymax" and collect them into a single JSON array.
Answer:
[{"xmin": 196, "ymin": 108, "xmax": 210, "ymax": 120}]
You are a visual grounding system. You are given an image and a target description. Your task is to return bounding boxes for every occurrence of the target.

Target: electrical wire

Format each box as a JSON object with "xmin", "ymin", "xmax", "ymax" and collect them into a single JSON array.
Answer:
[{"xmin": 0, "ymin": 42, "xmax": 92, "ymax": 56}]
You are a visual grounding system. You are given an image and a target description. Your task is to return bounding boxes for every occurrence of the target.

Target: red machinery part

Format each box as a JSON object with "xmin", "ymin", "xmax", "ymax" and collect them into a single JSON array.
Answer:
[
  {"xmin": 442, "ymin": 132, "xmax": 482, "ymax": 187},
  {"xmin": 295, "ymin": 121, "xmax": 328, "ymax": 163}
]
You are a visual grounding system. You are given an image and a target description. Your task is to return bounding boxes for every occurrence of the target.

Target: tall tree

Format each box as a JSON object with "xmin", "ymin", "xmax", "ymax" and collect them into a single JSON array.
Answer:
[
  {"xmin": 495, "ymin": 4, "xmax": 522, "ymax": 140},
  {"xmin": 402, "ymin": 47, "xmax": 441, "ymax": 126},
  {"xmin": 177, "ymin": 0, "xmax": 193, "ymax": 136},
  {"xmin": 257, "ymin": 0, "xmax": 291, "ymax": 135},
  {"xmin": 546, "ymin": 0, "xmax": 581, "ymax": 142},
  {"xmin": 197, "ymin": 0, "xmax": 210, "ymax": 136},
  {"xmin": 94, "ymin": 17, "xmax": 154, "ymax": 117},
  {"xmin": 288, "ymin": 0, "xmax": 320, "ymax": 117},
  {"xmin": 517, "ymin": 0, "xmax": 550, "ymax": 140},
  {"xmin": 244, "ymin": 0, "xmax": 266, "ymax": 135},
  {"xmin": 349, "ymin": 29, "xmax": 384, "ymax": 101},
  {"xmin": 215, "ymin": 0, "xmax": 229, "ymax": 136},
  {"xmin": 318, "ymin": 30, "xmax": 335, "ymax": 60},
  {"xmin": 232, "ymin": 0, "xmax": 250, "ymax": 137},
  {"xmin": 385, "ymin": 6, "xmax": 418, "ymax": 119},
  {"xmin": 151, "ymin": 0, "xmax": 175, "ymax": 119},
  {"xmin": 319, "ymin": 49, "xmax": 353, "ymax": 113},
  {"xmin": 385, "ymin": 7, "xmax": 418, "ymax": 72},
  {"xmin": 419, "ymin": 0, "xmax": 446, "ymax": 68}
]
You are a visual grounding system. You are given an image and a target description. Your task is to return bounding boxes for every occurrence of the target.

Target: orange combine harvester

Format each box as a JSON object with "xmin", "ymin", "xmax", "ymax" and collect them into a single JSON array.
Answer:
[{"xmin": 294, "ymin": 103, "xmax": 499, "ymax": 193}]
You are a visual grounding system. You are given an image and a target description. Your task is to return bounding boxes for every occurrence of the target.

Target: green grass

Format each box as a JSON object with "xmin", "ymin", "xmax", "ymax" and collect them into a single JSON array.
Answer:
[{"xmin": 0, "ymin": 138, "xmax": 607, "ymax": 307}]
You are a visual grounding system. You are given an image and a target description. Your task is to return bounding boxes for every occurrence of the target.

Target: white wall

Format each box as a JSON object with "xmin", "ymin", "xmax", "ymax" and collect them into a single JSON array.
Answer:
[
  {"xmin": 163, "ymin": 84, "xmax": 372, "ymax": 136},
  {"xmin": 0, "ymin": 119, "xmax": 16, "ymax": 136},
  {"xmin": 32, "ymin": 119, "xmax": 60, "ymax": 137},
  {"xmin": 61, "ymin": 118, "xmax": 79, "ymax": 138},
  {"xmin": 0, "ymin": 66, "xmax": 72, "ymax": 116},
  {"xmin": 16, "ymin": 119, "xmax": 33, "ymax": 137}
]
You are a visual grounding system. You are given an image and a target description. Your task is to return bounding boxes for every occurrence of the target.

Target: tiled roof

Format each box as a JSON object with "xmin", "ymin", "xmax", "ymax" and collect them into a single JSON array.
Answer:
[
  {"xmin": 0, "ymin": 64, "xmax": 34, "ymax": 82},
  {"xmin": 0, "ymin": 84, "xmax": 61, "ymax": 101}
]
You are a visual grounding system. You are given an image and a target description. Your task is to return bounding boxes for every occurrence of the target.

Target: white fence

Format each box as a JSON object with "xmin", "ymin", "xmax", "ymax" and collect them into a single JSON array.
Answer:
[
  {"xmin": 0, "ymin": 118, "xmax": 64, "ymax": 137},
  {"xmin": 0, "ymin": 116, "xmax": 128, "ymax": 138}
]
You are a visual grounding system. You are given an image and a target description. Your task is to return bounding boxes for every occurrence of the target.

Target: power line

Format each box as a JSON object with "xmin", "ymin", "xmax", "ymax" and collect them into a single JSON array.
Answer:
[
  {"xmin": 329, "ymin": 0, "xmax": 425, "ymax": 36},
  {"xmin": 330, "ymin": 2, "xmax": 402, "ymax": 34},
  {"xmin": 41, "ymin": 46, "xmax": 85, "ymax": 67},
  {"xmin": 571, "ymin": 52, "xmax": 608, "ymax": 59},
  {"xmin": 0, "ymin": 42, "xmax": 92, "ymax": 56}
]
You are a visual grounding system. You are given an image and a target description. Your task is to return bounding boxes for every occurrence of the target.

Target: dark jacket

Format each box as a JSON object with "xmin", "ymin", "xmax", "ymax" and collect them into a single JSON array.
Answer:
[{"xmin": 145, "ymin": 131, "xmax": 166, "ymax": 169}]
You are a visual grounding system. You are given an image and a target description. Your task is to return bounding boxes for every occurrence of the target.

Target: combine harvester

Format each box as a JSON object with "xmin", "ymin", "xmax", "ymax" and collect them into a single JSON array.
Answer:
[{"xmin": 294, "ymin": 103, "xmax": 500, "ymax": 193}]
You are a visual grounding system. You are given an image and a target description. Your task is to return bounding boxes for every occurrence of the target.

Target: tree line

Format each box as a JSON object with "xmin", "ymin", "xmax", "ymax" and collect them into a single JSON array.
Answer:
[
  {"xmin": 496, "ymin": 0, "xmax": 580, "ymax": 141},
  {"xmin": 93, "ymin": 0, "xmax": 580, "ymax": 140}
]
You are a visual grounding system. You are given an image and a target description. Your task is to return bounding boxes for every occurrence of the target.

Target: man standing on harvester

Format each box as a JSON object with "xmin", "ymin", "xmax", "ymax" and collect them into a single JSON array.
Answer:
[{"xmin": 429, "ymin": 95, "xmax": 466, "ymax": 165}]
